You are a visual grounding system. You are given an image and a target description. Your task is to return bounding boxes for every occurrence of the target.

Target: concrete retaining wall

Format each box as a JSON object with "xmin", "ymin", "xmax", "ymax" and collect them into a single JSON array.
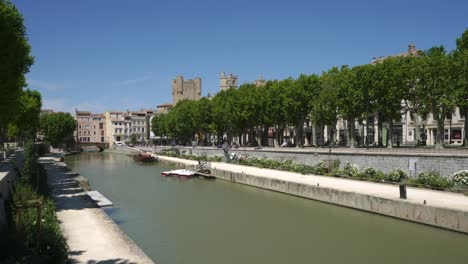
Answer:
[
  {"xmin": 150, "ymin": 146, "xmax": 468, "ymax": 177},
  {"xmin": 113, "ymin": 150, "xmax": 468, "ymax": 233},
  {"xmin": 210, "ymin": 168, "xmax": 468, "ymax": 234}
]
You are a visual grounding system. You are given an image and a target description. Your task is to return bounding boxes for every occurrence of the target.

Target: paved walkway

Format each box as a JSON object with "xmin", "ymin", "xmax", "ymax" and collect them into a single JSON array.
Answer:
[
  {"xmin": 41, "ymin": 157, "xmax": 154, "ymax": 264},
  {"xmin": 157, "ymin": 155, "xmax": 468, "ymax": 213}
]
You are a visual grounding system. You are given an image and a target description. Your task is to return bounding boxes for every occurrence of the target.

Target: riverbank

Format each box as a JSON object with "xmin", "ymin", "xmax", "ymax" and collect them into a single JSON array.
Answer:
[
  {"xmin": 144, "ymin": 146, "xmax": 468, "ymax": 177},
  {"xmin": 152, "ymin": 154, "xmax": 468, "ymax": 234},
  {"xmin": 40, "ymin": 155, "xmax": 154, "ymax": 263}
]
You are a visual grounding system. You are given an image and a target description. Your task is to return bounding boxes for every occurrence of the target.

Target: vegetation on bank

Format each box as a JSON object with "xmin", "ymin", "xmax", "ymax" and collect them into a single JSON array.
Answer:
[
  {"xmin": 157, "ymin": 149, "xmax": 468, "ymax": 191},
  {"xmin": 0, "ymin": 142, "xmax": 69, "ymax": 263},
  {"xmin": 158, "ymin": 149, "xmax": 222, "ymax": 162},
  {"xmin": 152, "ymin": 29, "xmax": 468, "ymax": 149}
]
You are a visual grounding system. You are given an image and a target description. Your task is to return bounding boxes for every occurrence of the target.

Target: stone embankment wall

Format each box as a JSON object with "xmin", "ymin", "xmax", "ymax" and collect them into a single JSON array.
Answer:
[
  {"xmin": 0, "ymin": 151, "xmax": 20, "ymax": 234},
  {"xmin": 149, "ymin": 146, "xmax": 468, "ymax": 177},
  {"xmin": 153, "ymin": 154, "xmax": 468, "ymax": 234}
]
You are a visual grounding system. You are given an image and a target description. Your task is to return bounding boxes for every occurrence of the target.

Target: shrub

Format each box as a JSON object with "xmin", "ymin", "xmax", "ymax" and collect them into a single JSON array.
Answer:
[
  {"xmin": 386, "ymin": 169, "xmax": 408, "ymax": 182},
  {"xmin": 315, "ymin": 161, "xmax": 328, "ymax": 175},
  {"xmin": 413, "ymin": 172, "xmax": 453, "ymax": 189},
  {"xmin": 452, "ymin": 170, "xmax": 468, "ymax": 186},
  {"xmin": 343, "ymin": 162, "xmax": 359, "ymax": 177},
  {"xmin": 363, "ymin": 167, "xmax": 377, "ymax": 178}
]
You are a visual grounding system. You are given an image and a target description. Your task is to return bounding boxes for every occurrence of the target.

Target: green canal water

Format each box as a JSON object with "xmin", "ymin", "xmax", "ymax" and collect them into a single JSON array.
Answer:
[{"xmin": 66, "ymin": 152, "xmax": 468, "ymax": 264}]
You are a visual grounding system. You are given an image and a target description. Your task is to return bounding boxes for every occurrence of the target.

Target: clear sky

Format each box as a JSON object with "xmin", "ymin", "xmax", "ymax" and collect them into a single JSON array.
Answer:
[{"xmin": 11, "ymin": 0, "xmax": 468, "ymax": 114}]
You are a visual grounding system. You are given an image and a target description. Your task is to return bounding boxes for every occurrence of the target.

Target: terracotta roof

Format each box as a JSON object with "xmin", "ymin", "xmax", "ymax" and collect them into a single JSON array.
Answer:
[
  {"xmin": 157, "ymin": 103, "xmax": 173, "ymax": 107},
  {"xmin": 76, "ymin": 110, "xmax": 91, "ymax": 115}
]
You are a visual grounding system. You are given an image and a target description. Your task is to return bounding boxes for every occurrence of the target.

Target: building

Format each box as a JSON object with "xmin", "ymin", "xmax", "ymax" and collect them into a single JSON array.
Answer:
[
  {"xmin": 254, "ymin": 75, "xmax": 266, "ymax": 87},
  {"xmin": 156, "ymin": 103, "xmax": 173, "ymax": 114},
  {"xmin": 75, "ymin": 110, "xmax": 107, "ymax": 143},
  {"xmin": 104, "ymin": 110, "xmax": 152, "ymax": 145},
  {"xmin": 172, "ymin": 75, "xmax": 201, "ymax": 105},
  {"xmin": 104, "ymin": 111, "xmax": 125, "ymax": 146},
  {"xmin": 219, "ymin": 72, "xmax": 238, "ymax": 91}
]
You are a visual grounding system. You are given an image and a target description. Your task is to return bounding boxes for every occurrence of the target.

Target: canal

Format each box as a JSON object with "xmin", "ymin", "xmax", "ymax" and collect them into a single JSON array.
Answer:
[{"xmin": 66, "ymin": 152, "xmax": 468, "ymax": 264}]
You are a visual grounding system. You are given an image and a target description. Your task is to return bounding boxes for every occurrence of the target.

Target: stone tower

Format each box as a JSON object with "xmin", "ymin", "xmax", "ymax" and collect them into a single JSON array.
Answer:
[
  {"xmin": 219, "ymin": 72, "xmax": 238, "ymax": 91},
  {"xmin": 172, "ymin": 75, "xmax": 202, "ymax": 104}
]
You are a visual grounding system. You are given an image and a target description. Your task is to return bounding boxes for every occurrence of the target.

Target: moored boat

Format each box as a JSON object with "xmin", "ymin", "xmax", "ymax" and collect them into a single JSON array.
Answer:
[
  {"xmin": 161, "ymin": 169, "xmax": 195, "ymax": 177},
  {"xmin": 133, "ymin": 153, "xmax": 156, "ymax": 162}
]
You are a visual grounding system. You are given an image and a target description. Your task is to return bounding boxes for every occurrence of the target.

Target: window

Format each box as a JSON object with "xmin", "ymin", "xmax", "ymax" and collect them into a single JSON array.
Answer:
[
  {"xmin": 142, "ymin": 128, "xmax": 144, "ymax": 133},
  {"xmin": 79, "ymin": 125, "xmax": 81, "ymax": 129},
  {"xmin": 94, "ymin": 131, "xmax": 96, "ymax": 135},
  {"xmin": 94, "ymin": 125, "xmax": 96, "ymax": 129},
  {"xmin": 101, "ymin": 137, "xmax": 104, "ymax": 142},
  {"xmin": 99, "ymin": 123, "xmax": 104, "ymax": 129},
  {"xmin": 101, "ymin": 130, "xmax": 104, "ymax": 136}
]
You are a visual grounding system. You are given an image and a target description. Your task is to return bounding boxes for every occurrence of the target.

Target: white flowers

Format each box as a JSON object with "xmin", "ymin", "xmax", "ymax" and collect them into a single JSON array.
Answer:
[{"xmin": 452, "ymin": 170, "xmax": 468, "ymax": 186}]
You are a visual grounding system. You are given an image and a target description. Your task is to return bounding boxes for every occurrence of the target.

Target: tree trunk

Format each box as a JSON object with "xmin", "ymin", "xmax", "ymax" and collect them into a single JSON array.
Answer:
[
  {"xmin": 378, "ymin": 113, "xmax": 383, "ymax": 147},
  {"xmin": 295, "ymin": 117, "xmax": 304, "ymax": 148},
  {"xmin": 464, "ymin": 107, "xmax": 468, "ymax": 147},
  {"xmin": 348, "ymin": 118, "xmax": 355, "ymax": 148},
  {"xmin": 387, "ymin": 119, "xmax": 394, "ymax": 149},
  {"xmin": 435, "ymin": 117, "xmax": 445, "ymax": 149}
]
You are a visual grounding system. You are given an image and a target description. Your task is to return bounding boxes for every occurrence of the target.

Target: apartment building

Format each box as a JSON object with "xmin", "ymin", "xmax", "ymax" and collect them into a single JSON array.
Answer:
[
  {"xmin": 104, "ymin": 110, "xmax": 153, "ymax": 145},
  {"xmin": 75, "ymin": 110, "xmax": 107, "ymax": 143}
]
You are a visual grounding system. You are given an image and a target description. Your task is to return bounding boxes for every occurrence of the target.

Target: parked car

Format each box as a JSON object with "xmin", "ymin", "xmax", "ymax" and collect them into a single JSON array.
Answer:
[{"xmin": 115, "ymin": 142, "xmax": 125, "ymax": 146}]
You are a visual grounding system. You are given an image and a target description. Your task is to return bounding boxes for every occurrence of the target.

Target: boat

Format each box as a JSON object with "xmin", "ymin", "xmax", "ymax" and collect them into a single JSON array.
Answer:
[
  {"xmin": 161, "ymin": 169, "xmax": 196, "ymax": 177},
  {"xmin": 133, "ymin": 152, "xmax": 156, "ymax": 162}
]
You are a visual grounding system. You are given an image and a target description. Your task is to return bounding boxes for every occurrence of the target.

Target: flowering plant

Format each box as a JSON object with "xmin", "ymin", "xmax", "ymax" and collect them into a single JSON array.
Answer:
[{"xmin": 452, "ymin": 170, "xmax": 468, "ymax": 186}]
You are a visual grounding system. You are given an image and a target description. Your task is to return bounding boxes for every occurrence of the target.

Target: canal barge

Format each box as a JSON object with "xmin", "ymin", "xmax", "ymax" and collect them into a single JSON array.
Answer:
[{"xmin": 133, "ymin": 152, "xmax": 157, "ymax": 162}]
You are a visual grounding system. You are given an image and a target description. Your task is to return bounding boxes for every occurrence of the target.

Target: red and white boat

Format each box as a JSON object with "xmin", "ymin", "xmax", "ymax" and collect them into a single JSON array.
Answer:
[{"xmin": 161, "ymin": 169, "xmax": 196, "ymax": 177}]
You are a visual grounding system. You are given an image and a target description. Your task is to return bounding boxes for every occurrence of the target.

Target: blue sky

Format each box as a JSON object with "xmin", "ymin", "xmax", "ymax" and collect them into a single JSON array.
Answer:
[{"xmin": 12, "ymin": 0, "xmax": 468, "ymax": 114}]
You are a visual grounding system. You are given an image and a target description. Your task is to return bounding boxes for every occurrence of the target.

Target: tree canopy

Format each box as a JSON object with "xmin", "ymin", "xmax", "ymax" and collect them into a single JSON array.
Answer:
[
  {"xmin": 0, "ymin": 0, "xmax": 34, "ymax": 128},
  {"xmin": 40, "ymin": 112, "xmax": 76, "ymax": 148}
]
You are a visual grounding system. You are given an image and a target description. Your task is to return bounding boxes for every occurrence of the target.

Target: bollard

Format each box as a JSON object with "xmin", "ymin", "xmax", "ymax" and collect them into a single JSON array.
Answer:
[{"xmin": 399, "ymin": 183, "xmax": 407, "ymax": 199}]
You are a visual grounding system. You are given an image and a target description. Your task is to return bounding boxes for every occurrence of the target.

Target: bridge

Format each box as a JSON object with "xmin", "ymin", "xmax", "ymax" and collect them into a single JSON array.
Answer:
[{"xmin": 77, "ymin": 142, "xmax": 109, "ymax": 151}]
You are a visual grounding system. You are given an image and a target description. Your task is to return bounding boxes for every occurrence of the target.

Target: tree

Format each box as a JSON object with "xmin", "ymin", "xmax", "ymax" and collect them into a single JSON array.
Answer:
[
  {"xmin": 373, "ymin": 56, "xmax": 411, "ymax": 148},
  {"xmin": 285, "ymin": 74, "xmax": 320, "ymax": 147},
  {"xmin": 0, "ymin": 0, "xmax": 34, "ymax": 143},
  {"xmin": 130, "ymin": 133, "xmax": 138, "ymax": 145},
  {"xmin": 10, "ymin": 89, "xmax": 42, "ymax": 142},
  {"xmin": 151, "ymin": 113, "xmax": 169, "ymax": 144},
  {"xmin": 453, "ymin": 29, "xmax": 468, "ymax": 146},
  {"xmin": 416, "ymin": 46, "xmax": 457, "ymax": 149},
  {"xmin": 40, "ymin": 112, "xmax": 76, "ymax": 149},
  {"xmin": 312, "ymin": 68, "xmax": 340, "ymax": 146},
  {"xmin": 336, "ymin": 65, "xmax": 365, "ymax": 148}
]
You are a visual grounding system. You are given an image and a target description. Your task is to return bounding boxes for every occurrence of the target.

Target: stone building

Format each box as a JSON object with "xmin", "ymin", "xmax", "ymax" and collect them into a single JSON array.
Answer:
[
  {"xmin": 219, "ymin": 72, "xmax": 238, "ymax": 91},
  {"xmin": 172, "ymin": 75, "xmax": 201, "ymax": 105},
  {"xmin": 75, "ymin": 110, "xmax": 107, "ymax": 143},
  {"xmin": 156, "ymin": 103, "xmax": 173, "ymax": 114},
  {"xmin": 254, "ymin": 75, "xmax": 266, "ymax": 87},
  {"xmin": 104, "ymin": 110, "xmax": 153, "ymax": 145}
]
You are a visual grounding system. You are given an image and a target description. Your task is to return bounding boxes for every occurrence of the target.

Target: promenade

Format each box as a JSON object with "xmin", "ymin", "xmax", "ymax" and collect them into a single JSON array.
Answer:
[
  {"xmin": 41, "ymin": 156, "xmax": 154, "ymax": 264},
  {"xmin": 155, "ymin": 154, "xmax": 468, "ymax": 233}
]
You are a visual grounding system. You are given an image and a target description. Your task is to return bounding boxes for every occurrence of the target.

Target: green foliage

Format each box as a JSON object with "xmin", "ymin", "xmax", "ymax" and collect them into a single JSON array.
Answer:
[
  {"xmin": 386, "ymin": 169, "xmax": 408, "ymax": 182},
  {"xmin": 343, "ymin": 162, "xmax": 359, "ymax": 177},
  {"xmin": 0, "ymin": 0, "xmax": 34, "ymax": 128},
  {"xmin": 412, "ymin": 172, "xmax": 454, "ymax": 189},
  {"xmin": 158, "ymin": 149, "xmax": 222, "ymax": 162},
  {"xmin": 40, "ymin": 112, "xmax": 76, "ymax": 148},
  {"xmin": 0, "ymin": 138, "xmax": 68, "ymax": 263},
  {"xmin": 452, "ymin": 170, "xmax": 468, "ymax": 186}
]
